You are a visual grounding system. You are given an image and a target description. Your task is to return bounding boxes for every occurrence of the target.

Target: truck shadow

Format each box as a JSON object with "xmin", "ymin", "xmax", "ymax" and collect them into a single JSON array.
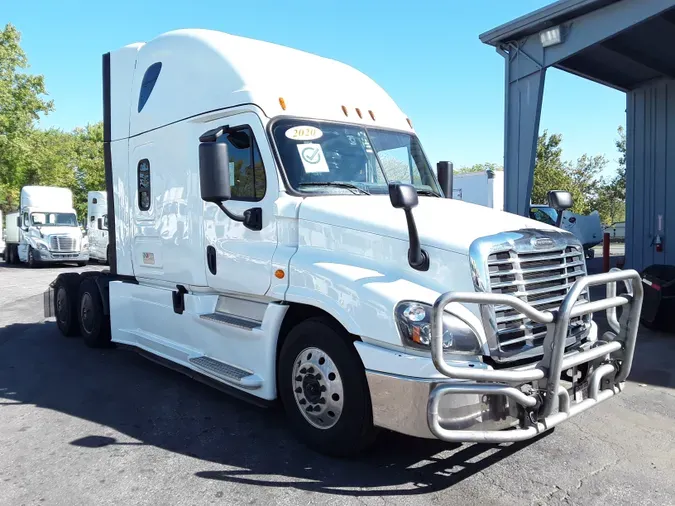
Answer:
[{"xmin": 0, "ymin": 320, "xmax": 547, "ymax": 497}]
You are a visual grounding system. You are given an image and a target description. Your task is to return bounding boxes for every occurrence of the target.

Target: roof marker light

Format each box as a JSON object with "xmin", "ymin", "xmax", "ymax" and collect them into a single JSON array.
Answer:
[
  {"xmin": 341, "ymin": 105, "xmax": 348, "ymax": 117},
  {"xmin": 356, "ymin": 108, "xmax": 363, "ymax": 119},
  {"xmin": 406, "ymin": 118, "xmax": 413, "ymax": 129},
  {"xmin": 279, "ymin": 97, "xmax": 287, "ymax": 110},
  {"xmin": 369, "ymin": 110, "xmax": 376, "ymax": 121}
]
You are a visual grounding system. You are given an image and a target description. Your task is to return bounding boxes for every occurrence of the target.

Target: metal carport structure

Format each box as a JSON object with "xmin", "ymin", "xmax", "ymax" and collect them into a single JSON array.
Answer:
[{"xmin": 481, "ymin": 0, "xmax": 675, "ymax": 270}]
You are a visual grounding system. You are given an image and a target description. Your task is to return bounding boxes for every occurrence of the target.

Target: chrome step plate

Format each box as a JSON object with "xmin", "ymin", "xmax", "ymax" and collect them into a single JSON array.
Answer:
[
  {"xmin": 188, "ymin": 356, "xmax": 262, "ymax": 390},
  {"xmin": 199, "ymin": 312, "xmax": 260, "ymax": 331}
]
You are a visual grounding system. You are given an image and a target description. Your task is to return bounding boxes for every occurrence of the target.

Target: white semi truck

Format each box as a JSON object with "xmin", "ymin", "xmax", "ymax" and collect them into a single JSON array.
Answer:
[
  {"xmin": 44, "ymin": 29, "xmax": 643, "ymax": 456},
  {"xmin": 86, "ymin": 191, "xmax": 110, "ymax": 264},
  {"xmin": 0, "ymin": 210, "xmax": 5, "ymax": 260},
  {"xmin": 5, "ymin": 186, "xmax": 89, "ymax": 267}
]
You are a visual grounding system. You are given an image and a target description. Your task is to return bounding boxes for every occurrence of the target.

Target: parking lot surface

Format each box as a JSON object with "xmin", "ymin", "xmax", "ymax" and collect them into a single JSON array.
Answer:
[{"xmin": 1, "ymin": 260, "xmax": 674, "ymax": 505}]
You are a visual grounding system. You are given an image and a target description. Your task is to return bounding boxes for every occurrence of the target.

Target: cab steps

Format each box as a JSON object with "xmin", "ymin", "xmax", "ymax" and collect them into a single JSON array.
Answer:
[
  {"xmin": 188, "ymin": 356, "xmax": 263, "ymax": 390},
  {"xmin": 199, "ymin": 312, "xmax": 261, "ymax": 331}
]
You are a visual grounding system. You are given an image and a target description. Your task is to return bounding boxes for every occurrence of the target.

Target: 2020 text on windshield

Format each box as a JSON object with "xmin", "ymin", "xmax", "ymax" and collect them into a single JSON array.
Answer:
[
  {"xmin": 30, "ymin": 212, "xmax": 78, "ymax": 227},
  {"xmin": 271, "ymin": 119, "xmax": 441, "ymax": 196}
]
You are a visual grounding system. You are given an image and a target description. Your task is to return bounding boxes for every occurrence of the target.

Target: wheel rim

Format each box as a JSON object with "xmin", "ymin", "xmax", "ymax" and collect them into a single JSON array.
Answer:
[
  {"xmin": 56, "ymin": 287, "xmax": 68, "ymax": 324},
  {"xmin": 80, "ymin": 292, "xmax": 94, "ymax": 334},
  {"xmin": 28, "ymin": 250, "xmax": 33, "ymax": 264},
  {"xmin": 292, "ymin": 347, "xmax": 344, "ymax": 430}
]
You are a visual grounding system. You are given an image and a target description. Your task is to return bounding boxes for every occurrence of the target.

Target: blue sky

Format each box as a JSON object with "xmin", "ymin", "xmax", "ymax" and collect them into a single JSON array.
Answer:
[{"xmin": 3, "ymin": 0, "xmax": 625, "ymax": 175}]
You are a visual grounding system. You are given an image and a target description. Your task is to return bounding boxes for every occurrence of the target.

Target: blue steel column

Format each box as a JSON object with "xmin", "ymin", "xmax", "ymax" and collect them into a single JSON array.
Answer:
[{"xmin": 501, "ymin": 44, "xmax": 546, "ymax": 217}]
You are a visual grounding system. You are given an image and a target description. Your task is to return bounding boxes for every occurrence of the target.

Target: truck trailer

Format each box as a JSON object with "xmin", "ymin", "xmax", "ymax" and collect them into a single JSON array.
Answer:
[
  {"xmin": 45, "ymin": 29, "xmax": 643, "ymax": 456},
  {"xmin": 5, "ymin": 186, "xmax": 89, "ymax": 267},
  {"xmin": 0, "ymin": 210, "xmax": 5, "ymax": 259},
  {"xmin": 86, "ymin": 191, "xmax": 110, "ymax": 264}
]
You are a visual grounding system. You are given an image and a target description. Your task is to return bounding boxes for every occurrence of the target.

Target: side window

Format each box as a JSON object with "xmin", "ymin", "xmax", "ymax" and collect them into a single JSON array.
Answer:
[
  {"xmin": 217, "ymin": 127, "xmax": 266, "ymax": 201},
  {"xmin": 90, "ymin": 215, "xmax": 96, "ymax": 223},
  {"xmin": 23, "ymin": 212, "xmax": 29, "ymax": 227},
  {"xmin": 103, "ymin": 215, "xmax": 108, "ymax": 229},
  {"xmin": 138, "ymin": 62, "xmax": 162, "ymax": 113},
  {"xmin": 137, "ymin": 159, "xmax": 151, "ymax": 211}
]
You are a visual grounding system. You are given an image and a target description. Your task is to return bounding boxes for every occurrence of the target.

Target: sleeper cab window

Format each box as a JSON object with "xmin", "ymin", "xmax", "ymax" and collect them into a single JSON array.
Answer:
[
  {"xmin": 138, "ymin": 62, "xmax": 162, "ymax": 113},
  {"xmin": 138, "ymin": 159, "xmax": 151, "ymax": 211},
  {"xmin": 217, "ymin": 127, "xmax": 266, "ymax": 201}
]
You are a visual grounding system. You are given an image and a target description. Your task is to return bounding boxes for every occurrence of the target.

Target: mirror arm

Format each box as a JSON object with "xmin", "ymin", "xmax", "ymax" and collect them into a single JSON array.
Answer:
[
  {"xmin": 403, "ymin": 209, "xmax": 429, "ymax": 271},
  {"xmin": 215, "ymin": 202, "xmax": 263, "ymax": 231}
]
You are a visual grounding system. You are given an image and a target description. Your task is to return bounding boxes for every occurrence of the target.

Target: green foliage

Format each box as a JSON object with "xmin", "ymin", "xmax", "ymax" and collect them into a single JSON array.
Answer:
[
  {"xmin": 0, "ymin": 23, "xmax": 104, "ymax": 221},
  {"xmin": 456, "ymin": 162, "xmax": 503, "ymax": 174}
]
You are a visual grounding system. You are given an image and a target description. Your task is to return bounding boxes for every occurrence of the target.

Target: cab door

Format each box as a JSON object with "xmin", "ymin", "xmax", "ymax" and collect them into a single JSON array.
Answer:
[{"xmin": 202, "ymin": 113, "xmax": 279, "ymax": 296}]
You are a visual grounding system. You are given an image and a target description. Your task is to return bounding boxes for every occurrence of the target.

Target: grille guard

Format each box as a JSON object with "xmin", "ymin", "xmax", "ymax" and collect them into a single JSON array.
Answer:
[{"xmin": 428, "ymin": 268, "xmax": 643, "ymax": 443}]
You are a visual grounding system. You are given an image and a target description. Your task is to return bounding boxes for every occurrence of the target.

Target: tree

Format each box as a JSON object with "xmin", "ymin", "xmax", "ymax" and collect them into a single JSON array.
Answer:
[
  {"xmin": 0, "ymin": 23, "xmax": 54, "ymax": 213},
  {"xmin": 455, "ymin": 162, "xmax": 503, "ymax": 174}
]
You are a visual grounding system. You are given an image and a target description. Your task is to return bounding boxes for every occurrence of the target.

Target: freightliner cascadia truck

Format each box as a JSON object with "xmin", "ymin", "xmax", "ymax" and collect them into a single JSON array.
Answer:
[
  {"xmin": 5, "ymin": 186, "xmax": 89, "ymax": 267},
  {"xmin": 44, "ymin": 29, "xmax": 643, "ymax": 456}
]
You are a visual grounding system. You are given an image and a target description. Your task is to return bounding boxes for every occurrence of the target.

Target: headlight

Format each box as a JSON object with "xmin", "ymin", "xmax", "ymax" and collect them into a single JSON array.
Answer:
[
  {"xmin": 34, "ymin": 239, "xmax": 49, "ymax": 251},
  {"xmin": 395, "ymin": 301, "xmax": 481, "ymax": 354}
]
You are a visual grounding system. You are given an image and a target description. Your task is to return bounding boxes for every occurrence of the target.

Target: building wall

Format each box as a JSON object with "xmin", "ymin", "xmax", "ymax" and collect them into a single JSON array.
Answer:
[{"xmin": 626, "ymin": 79, "xmax": 674, "ymax": 270}]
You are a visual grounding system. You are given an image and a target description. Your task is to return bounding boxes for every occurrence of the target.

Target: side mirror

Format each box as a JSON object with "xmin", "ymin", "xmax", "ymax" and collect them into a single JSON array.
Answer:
[
  {"xmin": 388, "ymin": 182, "xmax": 419, "ymax": 209},
  {"xmin": 436, "ymin": 161, "xmax": 453, "ymax": 199},
  {"xmin": 388, "ymin": 183, "xmax": 429, "ymax": 271},
  {"xmin": 199, "ymin": 141, "xmax": 232, "ymax": 204},
  {"xmin": 547, "ymin": 190, "xmax": 573, "ymax": 227},
  {"xmin": 547, "ymin": 190, "xmax": 573, "ymax": 211},
  {"xmin": 17, "ymin": 216, "xmax": 22, "ymax": 227},
  {"xmin": 97, "ymin": 218, "xmax": 103, "ymax": 230},
  {"xmin": 198, "ymin": 126, "xmax": 262, "ymax": 232}
]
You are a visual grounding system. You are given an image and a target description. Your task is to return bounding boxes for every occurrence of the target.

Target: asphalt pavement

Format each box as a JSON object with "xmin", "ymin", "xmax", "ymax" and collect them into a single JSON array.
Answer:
[{"xmin": 1, "ymin": 259, "xmax": 674, "ymax": 505}]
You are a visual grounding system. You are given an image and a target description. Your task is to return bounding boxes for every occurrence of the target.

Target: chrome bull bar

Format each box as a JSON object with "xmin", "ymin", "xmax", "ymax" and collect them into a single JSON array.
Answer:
[{"xmin": 428, "ymin": 269, "xmax": 643, "ymax": 443}]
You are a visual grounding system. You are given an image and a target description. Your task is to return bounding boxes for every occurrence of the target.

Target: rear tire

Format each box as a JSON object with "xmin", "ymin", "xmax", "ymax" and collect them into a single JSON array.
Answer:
[
  {"xmin": 78, "ymin": 278, "xmax": 111, "ymax": 348},
  {"xmin": 54, "ymin": 277, "xmax": 80, "ymax": 337},
  {"xmin": 77, "ymin": 262, "xmax": 87, "ymax": 267},
  {"xmin": 278, "ymin": 317, "xmax": 376, "ymax": 457}
]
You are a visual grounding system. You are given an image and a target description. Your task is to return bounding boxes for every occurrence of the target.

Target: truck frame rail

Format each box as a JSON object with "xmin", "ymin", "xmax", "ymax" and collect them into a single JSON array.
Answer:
[{"xmin": 428, "ymin": 269, "xmax": 643, "ymax": 443}]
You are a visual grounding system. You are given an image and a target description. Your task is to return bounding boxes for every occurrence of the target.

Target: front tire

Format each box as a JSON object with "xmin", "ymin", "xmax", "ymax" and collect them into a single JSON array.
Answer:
[
  {"xmin": 78, "ymin": 278, "xmax": 111, "ymax": 348},
  {"xmin": 278, "ymin": 317, "xmax": 376, "ymax": 457},
  {"xmin": 27, "ymin": 247, "xmax": 36, "ymax": 268}
]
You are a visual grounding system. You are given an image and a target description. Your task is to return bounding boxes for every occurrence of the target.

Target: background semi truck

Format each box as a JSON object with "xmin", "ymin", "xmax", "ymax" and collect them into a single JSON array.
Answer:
[
  {"xmin": 86, "ymin": 191, "xmax": 110, "ymax": 264},
  {"xmin": 44, "ymin": 29, "xmax": 642, "ymax": 456},
  {"xmin": 455, "ymin": 169, "xmax": 603, "ymax": 258},
  {"xmin": 5, "ymin": 186, "xmax": 89, "ymax": 267}
]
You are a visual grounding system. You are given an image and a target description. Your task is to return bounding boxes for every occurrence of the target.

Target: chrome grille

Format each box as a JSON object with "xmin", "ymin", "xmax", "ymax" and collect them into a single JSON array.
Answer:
[
  {"xmin": 49, "ymin": 235, "xmax": 77, "ymax": 252},
  {"xmin": 487, "ymin": 245, "xmax": 590, "ymax": 354}
]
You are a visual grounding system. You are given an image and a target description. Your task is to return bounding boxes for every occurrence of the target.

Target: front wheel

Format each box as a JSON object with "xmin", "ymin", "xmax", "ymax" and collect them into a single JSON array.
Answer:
[
  {"xmin": 278, "ymin": 317, "xmax": 376, "ymax": 457},
  {"xmin": 27, "ymin": 247, "xmax": 37, "ymax": 268}
]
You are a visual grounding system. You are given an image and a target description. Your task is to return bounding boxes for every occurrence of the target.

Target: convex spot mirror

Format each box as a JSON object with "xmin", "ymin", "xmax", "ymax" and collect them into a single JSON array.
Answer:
[
  {"xmin": 389, "ymin": 182, "xmax": 419, "ymax": 210},
  {"xmin": 547, "ymin": 190, "xmax": 573, "ymax": 211}
]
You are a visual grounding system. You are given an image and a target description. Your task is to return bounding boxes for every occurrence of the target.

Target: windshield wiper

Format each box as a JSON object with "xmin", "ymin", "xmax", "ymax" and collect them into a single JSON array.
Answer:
[
  {"xmin": 298, "ymin": 182, "xmax": 371, "ymax": 195},
  {"xmin": 415, "ymin": 188, "xmax": 442, "ymax": 197}
]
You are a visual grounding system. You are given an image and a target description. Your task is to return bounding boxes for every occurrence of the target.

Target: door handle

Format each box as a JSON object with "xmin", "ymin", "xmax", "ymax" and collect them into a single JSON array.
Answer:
[{"xmin": 207, "ymin": 245, "xmax": 217, "ymax": 275}]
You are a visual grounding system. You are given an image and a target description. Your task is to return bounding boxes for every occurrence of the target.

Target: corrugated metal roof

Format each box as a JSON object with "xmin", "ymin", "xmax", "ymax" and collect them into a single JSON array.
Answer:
[{"xmin": 480, "ymin": 0, "xmax": 620, "ymax": 46}]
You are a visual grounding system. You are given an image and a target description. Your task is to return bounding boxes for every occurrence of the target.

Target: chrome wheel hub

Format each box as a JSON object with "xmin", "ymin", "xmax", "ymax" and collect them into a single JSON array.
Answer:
[{"xmin": 292, "ymin": 347, "xmax": 344, "ymax": 429}]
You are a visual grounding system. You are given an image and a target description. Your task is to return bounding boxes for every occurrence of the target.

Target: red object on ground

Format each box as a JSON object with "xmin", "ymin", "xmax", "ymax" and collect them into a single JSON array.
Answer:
[{"xmin": 603, "ymin": 233, "xmax": 610, "ymax": 273}]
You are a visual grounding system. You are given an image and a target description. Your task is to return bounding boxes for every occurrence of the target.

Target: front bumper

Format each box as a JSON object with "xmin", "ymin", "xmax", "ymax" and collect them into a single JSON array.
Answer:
[
  {"xmin": 365, "ymin": 269, "xmax": 643, "ymax": 443},
  {"xmin": 33, "ymin": 249, "xmax": 89, "ymax": 263}
]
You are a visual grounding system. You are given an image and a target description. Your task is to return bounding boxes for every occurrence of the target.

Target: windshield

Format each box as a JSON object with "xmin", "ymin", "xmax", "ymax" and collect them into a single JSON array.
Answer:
[
  {"xmin": 31, "ymin": 212, "xmax": 78, "ymax": 227},
  {"xmin": 529, "ymin": 207, "xmax": 558, "ymax": 226},
  {"xmin": 271, "ymin": 119, "xmax": 441, "ymax": 195}
]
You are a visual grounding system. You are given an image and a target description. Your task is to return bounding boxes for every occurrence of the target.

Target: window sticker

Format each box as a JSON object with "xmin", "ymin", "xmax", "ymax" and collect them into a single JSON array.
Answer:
[
  {"xmin": 229, "ymin": 162, "xmax": 235, "ymax": 186},
  {"xmin": 297, "ymin": 143, "xmax": 329, "ymax": 173},
  {"xmin": 285, "ymin": 126, "xmax": 323, "ymax": 141}
]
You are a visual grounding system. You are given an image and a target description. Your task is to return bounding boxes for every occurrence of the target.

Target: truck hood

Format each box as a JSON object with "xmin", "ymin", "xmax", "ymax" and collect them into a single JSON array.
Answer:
[
  {"xmin": 298, "ymin": 195, "xmax": 560, "ymax": 254},
  {"xmin": 33, "ymin": 226, "xmax": 82, "ymax": 238}
]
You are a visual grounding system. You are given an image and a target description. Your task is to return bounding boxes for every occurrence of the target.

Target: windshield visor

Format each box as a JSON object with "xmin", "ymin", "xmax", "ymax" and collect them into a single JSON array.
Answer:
[{"xmin": 271, "ymin": 119, "xmax": 440, "ymax": 195}]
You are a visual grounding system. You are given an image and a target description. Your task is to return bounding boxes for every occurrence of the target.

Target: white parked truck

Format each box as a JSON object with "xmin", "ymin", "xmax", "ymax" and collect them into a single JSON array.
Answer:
[
  {"xmin": 5, "ymin": 186, "xmax": 89, "ymax": 267},
  {"xmin": 454, "ymin": 169, "xmax": 504, "ymax": 211},
  {"xmin": 0, "ymin": 210, "xmax": 5, "ymax": 259},
  {"xmin": 86, "ymin": 191, "xmax": 110, "ymax": 264},
  {"xmin": 44, "ymin": 29, "xmax": 643, "ymax": 456}
]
